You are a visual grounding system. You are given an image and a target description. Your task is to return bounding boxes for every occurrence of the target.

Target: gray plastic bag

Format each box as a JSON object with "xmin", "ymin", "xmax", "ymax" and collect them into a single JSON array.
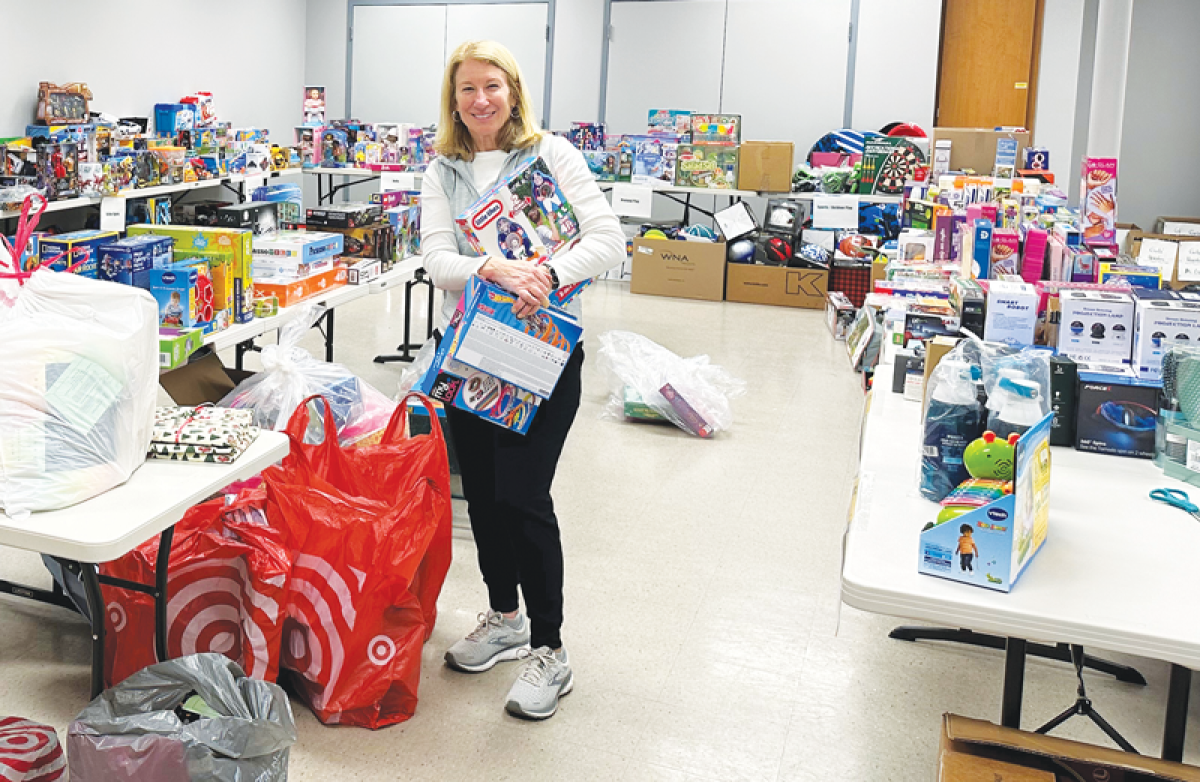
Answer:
[{"xmin": 68, "ymin": 653, "xmax": 297, "ymax": 781}]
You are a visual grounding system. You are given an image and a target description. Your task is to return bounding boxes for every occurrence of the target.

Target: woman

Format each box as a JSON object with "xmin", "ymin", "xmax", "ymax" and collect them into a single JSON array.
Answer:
[{"xmin": 421, "ymin": 40, "xmax": 624, "ymax": 720}]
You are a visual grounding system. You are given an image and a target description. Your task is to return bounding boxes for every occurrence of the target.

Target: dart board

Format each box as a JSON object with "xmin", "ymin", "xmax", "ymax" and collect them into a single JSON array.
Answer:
[{"xmin": 875, "ymin": 141, "xmax": 924, "ymax": 195}]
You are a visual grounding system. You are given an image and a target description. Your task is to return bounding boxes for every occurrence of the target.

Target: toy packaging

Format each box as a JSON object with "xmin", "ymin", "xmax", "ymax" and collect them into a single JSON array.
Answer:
[
  {"xmin": 456, "ymin": 156, "xmax": 587, "ymax": 307},
  {"xmin": 1057, "ymin": 290, "xmax": 1134, "ymax": 364},
  {"xmin": 825, "ymin": 291, "xmax": 857, "ymax": 340},
  {"xmin": 993, "ymin": 137, "xmax": 1019, "ymax": 178},
  {"xmin": 36, "ymin": 81, "xmax": 92, "ymax": 124},
  {"xmin": 859, "ymin": 137, "xmax": 924, "ymax": 196},
  {"xmin": 217, "ymin": 201, "xmax": 279, "ymax": 235},
  {"xmin": 97, "ymin": 237, "xmax": 155, "ymax": 288},
  {"xmin": 1132, "ymin": 294, "xmax": 1200, "ymax": 381},
  {"xmin": 984, "ymin": 279, "xmax": 1038, "ymax": 347},
  {"xmin": 627, "ymin": 134, "xmax": 680, "ymax": 187},
  {"xmin": 568, "ymin": 122, "xmax": 606, "ymax": 151},
  {"xmin": 128, "ymin": 224, "xmax": 255, "ymax": 323},
  {"xmin": 323, "ymin": 223, "xmax": 395, "ymax": 261},
  {"xmin": 317, "ymin": 127, "xmax": 350, "ymax": 166},
  {"xmin": 154, "ymin": 103, "xmax": 195, "ymax": 134},
  {"xmin": 158, "ymin": 327, "xmax": 204, "ymax": 371},
  {"xmin": 1080, "ymin": 157, "xmax": 1118, "ymax": 244},
  {"xmin": 918, "ymin": 413, "xmax": 1053, "ymax": 592},
  {"xmin": 689, "ymin": 114, "xmax": 740, "ymax": 146},
  {"xmin": 40, "ymin": 229, "xmax": 120, "ymax": 278},
  {"xmin": 305, "ymin": 202, "xmax": 381, "ymax": 229},
  {"xmin": 675, "ymin": 145, "xmax": 739, "ymax": 189},
  {"xmin": 648, "ymin": 110, "xmax": 691, "ymax": 137},
  {"xmin": 150, "ymin": 265, "xmax": 199, "ymax": 328},
  {"xmin": 36, "ymin": 141, "xmax": 79, "ymax": 199},
  {"xmin": 1023, "ymin": 147, "xmax": 1049, "ymax": 171},
  {"xmin": 1075, "ymin": 368, "xmax": 1158, "ymax": 458},
  {"xmin": 303, "ymin": 86, "xmax": 327, "ymax": 126},
  {"xmin": 345, "ymin": 258, "xmax": 382, "ymax": 285},
  {"xmin": 582, "ymin": 150, "xmax": 618, "ymax": 182},
  {"xmin": 251, "ymin": 229, "xmax": 343, "ymax": 264},
  {"xmin": 990, "ymin": 228, "xmax": 1021, "ymax": 276},
  {"xmin": 254, "ymin": 264, "xmax": 348, "ymax": 307},
  {"xmin": 370, "ymin": 189, "xmax": 419, "ymax": 210}
]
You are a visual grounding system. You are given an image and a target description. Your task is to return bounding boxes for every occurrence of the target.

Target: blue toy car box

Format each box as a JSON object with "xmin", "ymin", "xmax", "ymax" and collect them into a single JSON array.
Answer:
[{"xmin": 918, "ymin": 414, "xmax": 1053, "ymax": 592}]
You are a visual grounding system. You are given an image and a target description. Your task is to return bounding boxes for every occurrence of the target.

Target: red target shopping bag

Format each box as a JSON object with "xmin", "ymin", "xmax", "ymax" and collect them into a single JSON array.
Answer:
[
  {"xmin": 0, "ymin": 717, "xmax": 65, "ymax": 781},
  {"xmin": 99, "ymin": 491, "xmax": 291, "ymax": 688},
  {"xmin": 263, "ymin": 393, "xmax": 452, "ymax": 728}
]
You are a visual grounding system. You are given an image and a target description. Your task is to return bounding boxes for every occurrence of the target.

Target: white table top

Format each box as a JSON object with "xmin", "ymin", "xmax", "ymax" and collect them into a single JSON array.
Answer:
[
  {"xmin": 0, "ymin": 431, "xmax": 288, "ymax": 563},
  {"xmin": 304, "ymin": 166, "xmax": 382, "ymax": 177},
  {"xmin": 842, "ymin": 362, "xmax": 1200, "ymax": 670},
  {"xmin": 370, "ymin": 256, "xmax": 423, "ymax": 293}
]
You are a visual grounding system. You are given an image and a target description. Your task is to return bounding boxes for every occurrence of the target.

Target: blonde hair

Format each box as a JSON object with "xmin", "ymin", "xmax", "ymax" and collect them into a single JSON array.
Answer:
[{"xmin": 435, "ymin": 40, "xmax": 542, "ymax": 160}]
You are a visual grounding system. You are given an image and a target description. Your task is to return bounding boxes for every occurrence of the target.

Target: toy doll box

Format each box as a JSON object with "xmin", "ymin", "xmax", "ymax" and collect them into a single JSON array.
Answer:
[
  {"xmin": 457, "ymin": 155, "xmax": 580, "ymax": 262},
  {"xmin": 918, "ymin": 414, "xmax": 1053, "ymax": 592}
]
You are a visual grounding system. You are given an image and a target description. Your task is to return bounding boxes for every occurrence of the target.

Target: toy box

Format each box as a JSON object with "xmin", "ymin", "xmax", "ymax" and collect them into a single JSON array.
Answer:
[
  {"xmin": 1132, "ymin": 295, "xmax": 1200, "ymax": 381},
  {"xmin": 159, "ymin": 327, "xmax": 204, "ymax": 371},
  {"xmin": 1098, "ymin": 262, "xmax": 1160, "ymax": 289},
  {"xmin": 456, "ymin": 156, "xmax": 587, "ymax": 307},
  {"xmin": 251, "ymin": 253, "xmax": 333, "ymax": 281},
  {"xmin": 128, "ymin": 224, "xmax": 254, "ymax": 323},
  {"xmin": 858, "ymin": 137, "xmax": 924, "ymax": 196},
  {"xmin": 323, "ymin": 223, "xmax": 395, "ymax": 261},
  {"xmin": 304, "ymin": 202, "xmax": 381, "ymax": 229},
  {"xmin": 825, "ymin": 291, "xmax": 857, "ymax": 339},
  {"xmin": 1020, "ymin": 227, "xmax": 1048, "ymax": 284},
  {"xmin": 949, "ymin": 275, "xmax": 986, "ymax": 337},
  {"xmin": 648, "ymin": 110, "xmax": 691, "ymax": 137},
  {"xmin": 984, "ymin": 279, "xmax": 1038, "ymax": 346},
  {"xmin": 675, "ymin": 145, "xmax": 739, "ymax": 189},
  {"xmin": 370, "ymin": 189, "xmax": 419, "ymax": 209},
  {"xmin": 175, "ymin": 250, "xmax": 234, "ymax": 313},
  {"xmin": 36, "ymin": 141, "xmax": 79, "ymax": 199},
  {"xmin": 1057, "ymin": 290, "xmax": 1134, "ymax": 364},
  {"xmin": 251, "ymin": 229, "xmax": 343, "ymax": 264},
  {"xmin": 317, "ymin": 127, "xmax": 350, "ymax": 166},
  {"xmin": 1075, "ymin": 368, "xmax": 1159, "ymax": 458},
  {"xmin": 966, "ymin": 219, "xmax": 992, "ymax": 278},
  {"xmin": 40, "ymin": 229, "xmax": 119, "ymax": 278},
  {"xmin": 217, "ymin": 201, "xmax": 280, "ymax": 235},
  {"xmin": 1081, "ymin": 157, "xmax": 1118, "ymax": 245},
  {"xmin": 345, "ymin": 257, "xmax": 382, "ymax": 285},
  {"xmin": 990, "ymin": 228, "xmax": 1021, "ymax": 276},
  {"xmin": 150, "ymin": 265, "xmax": 199, "ymax": 328},
  {"xmin": 254, "ymin": 264, "xmax": 348, "ymax": 307},
  {"xmin": 1023, "ymin": 147, "xmax": 1049, "ymax": 170},
  {"xmin": 568, "ymin": 122, "xmax": 606, "ymax": 151},
  {"xmin": 689, "ymin": 114, "xmax": 740, "ymax": 146},
  {"xmin": 97, "ymin": 237, "xmax": 155, "ymax": 288},
  {"xmin": 918, "ymin": 413, "xmax": 1053, "ymax": 592},
  {"xmin": 582, "ymin": 150, "xmax": 618, "ymax": 182},
  {"xmin": 627, "ymin": 134, "xmax": 680, "ymax": 187}
]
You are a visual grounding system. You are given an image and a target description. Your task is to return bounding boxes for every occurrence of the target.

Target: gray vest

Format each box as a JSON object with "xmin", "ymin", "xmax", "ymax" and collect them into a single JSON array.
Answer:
[{"xmin": 433, "ymin": 139, "xmax": 584, "ymax": 324}]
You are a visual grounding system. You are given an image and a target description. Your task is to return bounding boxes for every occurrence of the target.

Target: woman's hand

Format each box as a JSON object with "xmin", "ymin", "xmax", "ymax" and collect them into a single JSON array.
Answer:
[{"xmin": 479, "ymin": 256, "xmax": 553, "ymax": 318}]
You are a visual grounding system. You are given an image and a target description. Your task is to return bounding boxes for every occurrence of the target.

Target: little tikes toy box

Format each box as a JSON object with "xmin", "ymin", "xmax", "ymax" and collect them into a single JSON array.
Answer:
[{"xmin": 918, "ymin": 414, "xmax": 1053, "ymax": 592}]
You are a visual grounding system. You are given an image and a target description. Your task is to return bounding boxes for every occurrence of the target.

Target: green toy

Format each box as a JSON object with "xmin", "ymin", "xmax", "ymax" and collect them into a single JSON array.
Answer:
[{"xmin": 929, "ymin": 431, "xmax": 1019, "ymax": 527}]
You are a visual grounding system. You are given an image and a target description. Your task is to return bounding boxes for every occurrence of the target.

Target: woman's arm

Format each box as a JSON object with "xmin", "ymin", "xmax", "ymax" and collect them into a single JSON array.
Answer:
[
  {"xmin": 419, "ymin": 160, "xmax": 489, "ymax": 290},
  {"xmin": 542, "ymin": 137, "xmax": 626, "ymax": 287}
]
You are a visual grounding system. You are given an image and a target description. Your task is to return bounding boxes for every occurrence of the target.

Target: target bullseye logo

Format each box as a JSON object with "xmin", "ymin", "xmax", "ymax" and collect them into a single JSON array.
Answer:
[
  {"xmin": 368, "ymin": 635, "xmax": 396, "ymax": 666},
  {"xmin": 0, "ymin": 717, "xmax": 65, "ymax": 780},
  {"xmin": 107, "ymin": 602, "xmax": 127, "ymax": 632},
  {"xmin": 282, "ymin": 554, "xmax": 365, "ymax": 709}
]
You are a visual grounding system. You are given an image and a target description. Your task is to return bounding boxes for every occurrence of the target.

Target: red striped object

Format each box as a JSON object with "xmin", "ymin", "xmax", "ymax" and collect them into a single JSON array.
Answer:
[{"xmin": 0, "ymin": 718, "xmax": 65, "ymax": 782}]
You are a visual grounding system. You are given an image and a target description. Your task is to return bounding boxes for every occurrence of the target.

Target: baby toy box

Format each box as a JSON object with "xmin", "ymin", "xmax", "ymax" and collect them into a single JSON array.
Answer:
[{"xmin": 918, "ymin": 414, "xmax": 1053, "ymax": 592}]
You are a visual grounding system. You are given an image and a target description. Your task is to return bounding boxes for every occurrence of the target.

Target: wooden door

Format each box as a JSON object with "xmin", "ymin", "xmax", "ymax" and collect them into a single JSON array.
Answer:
[{"xmin": 936, "ymin": 0, "xmax": 1041, "ymax": 128}]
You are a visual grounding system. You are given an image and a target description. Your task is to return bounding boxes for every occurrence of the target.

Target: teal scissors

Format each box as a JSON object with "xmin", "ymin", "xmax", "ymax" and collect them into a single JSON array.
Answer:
[{"xmin": 1150, "ymin": 488, "xmax": 1200, "ymax": 521}]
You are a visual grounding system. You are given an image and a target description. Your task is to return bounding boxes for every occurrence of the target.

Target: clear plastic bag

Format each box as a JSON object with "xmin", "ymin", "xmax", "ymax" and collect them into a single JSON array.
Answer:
[
  {"xmin": 218, "ymin": 305, "xmax": 397, "ymax": 446},
  {"xmin": 0, "ymin": 270, "xmax": 158, "ymax": 520},
  {"xmin": 596, "ymin": 330, "xmax": 746, "ymax": 437},
  {"xmin": 67, "ymin": 653, "xmax": 296, "ymax": 782},
  {"xmin": 397, "ymin": 338, "xmax": 438, "ymax": 398},
  {"xmin": 919, "ymin": 342, "xmax": 986, "ymax": 502}
]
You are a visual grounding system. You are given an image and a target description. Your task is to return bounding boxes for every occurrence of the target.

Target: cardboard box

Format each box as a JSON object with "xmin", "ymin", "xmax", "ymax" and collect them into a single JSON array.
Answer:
[
  {"xmin": 1049, "ymin": 355, "xmax": 1077, "ymax": 447},
  {"xmin": 345, "ymin": 257, "xmax": 382, "ymax": 285},
  {"xmin": 725, "ymin": 264, "xmax": 827, "ymax": 308},
  {"xmin": 939, "ymin": 714, "xmax": 1200, "ymax": 782},
  {"xmin": 158, "ymin": 327, "xmax": 204, "ymax": 371},
  {"xmin": 736, "ymin": 141, "xmax": 793, "ymax": 193},
  {"xmin": 129, "ymin": 224, "xmax": 255, "ymax": 323},
  {"xmin": 984, "ymin": 280, "xmax": 1038, "ymax": 347},
  {"xmin": 630, "ymin": 237, "xmax": 726, "ymax": 301},
  {"xmin": 254, "ymin": 264, "xmax": 348, "ymax": 307},
  {"xmin": 825, "ymin": 291, "xmax": 856, "ymax": 339},
  {"xmin": 1056, "ymin": 290, "xmax": 1134, "ymax": 364},
  {"xmin": 159, "ymin": 352, "xmax": 256, "ymax": 407},
  {"xmin": 1155, "ymin": 216, "xmax": 1200, "ymax": 237},
  {"xmin": 931, "ymin": 128, "xmax": 1030, "ymax": 176},
  {"xmin": 304, "ymin": 202, "xmax": 381, "ymax": 229},
  {"xmin": 922, "ymin": 336, "xmax": 961, "ymax": 407},
  {"xmin": 919, "ymin": 414, "xmax": 1053, "ymax": 592},
  {"xmin": 1076, "ymin": 367, "xmax": 1160, "ymax": 458}
]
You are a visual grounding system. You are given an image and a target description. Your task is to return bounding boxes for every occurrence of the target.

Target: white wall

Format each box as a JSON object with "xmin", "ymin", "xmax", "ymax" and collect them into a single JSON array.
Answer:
[
  {"xmin": 1119, "ymin": 0, "xmax": 1200, "ymax": 231},
  {"xmin": 0, "ymin": 0, "xmax": 305, "ymax": 143},
  {"xmin": 550, "ymin": 0, "xmax": 606, "ymax": 126},
  {"xmin": 851, "ymin": 0, "xmax": 942, "ymax": 133},
  {"xmin": 1032, "ymin": 0, "xmax": 1084, "ymax": 181},
  {"xmin": 306, "ymin": 0, "xmax": 349, "ymax": 119}
]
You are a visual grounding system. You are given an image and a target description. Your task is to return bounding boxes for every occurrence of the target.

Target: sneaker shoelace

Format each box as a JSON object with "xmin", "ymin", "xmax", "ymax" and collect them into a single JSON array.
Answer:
[
  {"xmin": 516, "ymin": 648, "xmax": 560, "ymax": 687},
  {"xmin": 465, "ymin": 611, "xmax": 504, "ymax": 643}
]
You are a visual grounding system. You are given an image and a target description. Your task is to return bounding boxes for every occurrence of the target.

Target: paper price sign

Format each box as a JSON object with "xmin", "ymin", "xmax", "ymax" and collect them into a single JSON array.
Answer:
[
  {"xmin": 812, "ymin": 194, "xmax": 859, "ymax": 230},
  {"xmin": 381, "ymin": 172, "xmax": 417, "ymax": 192},
  {"xmin": 610, "ymin": 184, "xmax": 653, "ymax": 219},
  {"xmin": 1176, "ymin": 242, "xmax": 1200, "ymax": 282},
  {"xmin": 243, "ymin": 174, "xmax": 266, "ymax": 196},
  {"xmin": 1139, "ymin": 238, "xmax": 1179, "ymax": 278},
  {"xmin": 100, "ymin": 196, "xmax": 126, "ymax": 232}
]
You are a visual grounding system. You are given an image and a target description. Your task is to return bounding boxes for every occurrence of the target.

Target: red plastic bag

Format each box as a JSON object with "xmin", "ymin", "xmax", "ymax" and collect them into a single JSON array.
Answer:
[
  {"xmin": 99, "ymin": 491, "xmax": 291, "ymax": 688},
  {"xmin": 263, "ymin": 393, "xmax": 452, "ymax": 728}
]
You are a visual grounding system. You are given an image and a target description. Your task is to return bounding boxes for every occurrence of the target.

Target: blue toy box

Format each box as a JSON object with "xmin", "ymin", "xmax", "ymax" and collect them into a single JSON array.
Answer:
[
  {"xmin": 39, "ymin": 230, "xmax": 120, "ymax": 278},
  {"xmin": 149, "ymin": 265, "xmax": 199, "ymax": 328},
  {"xmin": 918, "ymin": 414, "xmax": 1053, "ymax": 592},
  {"xmin": 97, "ymin": 238, "xmax": 154, "ymax": 288},
  {"xmin": 154, "ymin": 103, "xmax": 196, "ymax": 134},
  {"xmin": 419, "ymin": 277, "xmax": 583, "ymax": 433}
]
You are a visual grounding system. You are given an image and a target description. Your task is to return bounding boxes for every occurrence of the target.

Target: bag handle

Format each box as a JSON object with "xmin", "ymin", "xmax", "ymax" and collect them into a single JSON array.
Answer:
[
  {"xmin": 381, "ymin": 392, "xmax": 445, "ymax": 446},
  {"xmin": 283, "ymin": 394, "xmax": 344, "ymax": 460},
  {"xmin": 0, "ymin": 193, "xmax": 47, "ymax": 280}
]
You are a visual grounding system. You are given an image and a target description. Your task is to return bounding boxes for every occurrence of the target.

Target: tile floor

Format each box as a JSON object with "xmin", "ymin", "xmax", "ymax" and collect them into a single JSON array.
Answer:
[{"xmin": 0, "ymin": 280, "xmax": 1197, "ymax": 780}]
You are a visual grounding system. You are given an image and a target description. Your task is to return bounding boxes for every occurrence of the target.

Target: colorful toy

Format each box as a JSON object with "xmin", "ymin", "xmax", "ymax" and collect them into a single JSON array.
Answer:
[
  {"xmin": 689, "ymin": 114, "xmax": 740, "ymax": 146},
  {"xmin": 648, "ymin": 110, "xmax": 691, "ymax": 137},
  {"xmin": 675, "ymin": 145, "xmax": 738, "ymax": 189}
]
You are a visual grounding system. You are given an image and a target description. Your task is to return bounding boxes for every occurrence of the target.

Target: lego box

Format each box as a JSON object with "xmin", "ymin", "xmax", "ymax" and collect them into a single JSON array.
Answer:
[
  {"xmin": 304, "ymin": 202, "xmax": 381, "ymax": 229},
  {"xmin": 919, "ymin": 414, "xmax": 1053, "ymax": 592}
]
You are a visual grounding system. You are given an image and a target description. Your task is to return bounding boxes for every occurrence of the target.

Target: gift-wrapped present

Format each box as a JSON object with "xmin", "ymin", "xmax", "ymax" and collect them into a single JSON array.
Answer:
[{"xmin": 148, "ymin": 405, "xmax": 260, "ymax": 463}]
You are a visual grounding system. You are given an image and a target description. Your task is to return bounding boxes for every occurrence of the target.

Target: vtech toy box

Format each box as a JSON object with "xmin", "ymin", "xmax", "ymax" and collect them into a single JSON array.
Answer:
[{"xmin": 129, "ymin": 224, "xmax": 255, "ymax": 323}]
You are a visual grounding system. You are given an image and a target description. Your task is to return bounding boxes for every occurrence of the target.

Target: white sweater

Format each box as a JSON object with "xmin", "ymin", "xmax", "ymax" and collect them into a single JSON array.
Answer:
[{"xmin": 420, "ymin": 134, "xmax": 626, "ymax": 330}]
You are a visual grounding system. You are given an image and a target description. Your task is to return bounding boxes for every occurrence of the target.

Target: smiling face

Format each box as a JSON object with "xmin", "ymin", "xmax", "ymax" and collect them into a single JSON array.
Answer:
[{"xmin": 454, "ymin": 58, "xmax": 513, "ymax": 151}]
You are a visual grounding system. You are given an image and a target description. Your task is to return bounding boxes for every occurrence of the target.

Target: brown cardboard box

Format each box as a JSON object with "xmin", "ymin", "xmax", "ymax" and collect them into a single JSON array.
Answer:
[
  {"xmin": 725, "ymin": 264, "xmax": 827, "ymax": 308},
  {"xmin": 939, "ymin": 750, "xmax": 1053, "ymax": 781},
  {"xmin": 1130, "ymin": 233, "xmax": 1200, "ymax": 289},
  {"xmin": 1155, "ymin": 216, "xmax": 1200, "ymax": 236},
  {"xmin": 922, "ymin": 335, "xmax": 961, "ymax": 410},
  {"xmin": 159, "ymin": 351, "xmax": 256, "ymax": 406},
  {"xmin": 630, "ymin": 237, "xmax": 727, "ymax": 301},
  {"xmin": 736, "ymin": 141, "xmax": 794, "ymax": 193},
  {"xmin": 931, "ymin": 128, "xmax": 1031, "ymax": 175},
  {"xmin": 939, "ymin": 714, "xmax": 1200, "ymax": 782}
]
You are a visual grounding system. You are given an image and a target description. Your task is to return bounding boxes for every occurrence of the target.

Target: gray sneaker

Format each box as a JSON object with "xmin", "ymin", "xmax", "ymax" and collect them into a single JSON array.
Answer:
[
  {"xmin": 444, "ymin": 611, "xmax": 531, "ymax": 673},
  {"xmin": 505, "ymin": 646, "xmax": 573, "ymax": 720}
]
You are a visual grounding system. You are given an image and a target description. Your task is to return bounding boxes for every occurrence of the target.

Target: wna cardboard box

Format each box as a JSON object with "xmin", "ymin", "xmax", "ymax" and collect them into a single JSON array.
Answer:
[
  {"xmin": 630, "ymin": 237, "xmax": 726, "ymax": 301},
  {"xmin": 726, "ymin": 264, "xmax": 828, "ymax": 308}
]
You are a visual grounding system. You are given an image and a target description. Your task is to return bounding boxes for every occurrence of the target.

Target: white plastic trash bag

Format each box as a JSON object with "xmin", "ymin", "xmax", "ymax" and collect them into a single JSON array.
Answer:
[
  {"xmin": 596, "ymin": 330, "xmax": 746, "ymax": 437},
  {"xmin": 0, "ymin": 270, "xmax": 158, "ymax": 520}
]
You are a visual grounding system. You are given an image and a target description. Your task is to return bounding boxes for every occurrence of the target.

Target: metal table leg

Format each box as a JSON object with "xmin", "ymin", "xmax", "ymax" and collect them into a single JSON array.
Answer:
[
  {"xmin": 1162, "ymin": 664, "xmax": 1192, "ymax": 761},
  {"xmin": 79, "ymin": 563, "xmax": 105, "ymax": 699},
  {"xmin": 1002, "ymin": 637, "xmax": 1026, "ymax": 729},
  {"xmin": 153, "ymin": 526, "xmax": 175, "ymax": 663}
]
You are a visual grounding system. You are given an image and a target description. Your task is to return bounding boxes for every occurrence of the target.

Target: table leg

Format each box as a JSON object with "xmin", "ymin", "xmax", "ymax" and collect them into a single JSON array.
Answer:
[
  {"xmin": 1162, "ymin": 664, "xmax": 1191, "ymax": 762},
  {"xmin": 79, "ymin": 562, "xmax": 105, "ymax": 699},
  {"xmin": 153, "ymin": 526, "xmax": 175, "ymax": 663},
  {"xmin": 324, "ymin": 308, "xmax": 335, "ymax": 362},
  {"xmin": 318, "ymin": 174, "xmax": 326, "ymax": 205},
  {"xmin": 1002, "ymin": 637, "xmax": 1027, "ymax": 729}
]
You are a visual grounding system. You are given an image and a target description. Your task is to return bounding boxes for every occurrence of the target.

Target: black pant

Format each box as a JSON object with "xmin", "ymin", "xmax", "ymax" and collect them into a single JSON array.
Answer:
[{"xmin": 446, "ymin": 345, "xmax": 583, "ymax": 650}]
